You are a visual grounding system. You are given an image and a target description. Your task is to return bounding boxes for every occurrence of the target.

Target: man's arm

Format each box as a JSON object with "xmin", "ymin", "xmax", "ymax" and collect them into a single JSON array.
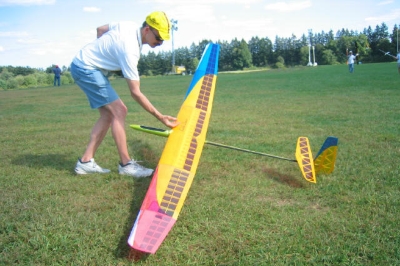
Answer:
[
  {"xmin": 97, "ymin": 24, "xmax": 109, "ymax": 38},
  {"xmin": 126, "ymin": 79, "xmax": 178, "ymax": 128}
]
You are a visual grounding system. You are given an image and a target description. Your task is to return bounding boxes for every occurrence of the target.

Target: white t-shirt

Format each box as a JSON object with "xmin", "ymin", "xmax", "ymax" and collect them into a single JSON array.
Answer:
[
  {"xmin": 396, "ymin": 53, "xmax": 400, "ymax": 63},
  {"xmin": 348, "ymin": 55, "xmax": 356, "ymax": 64},
  {"xmin": 72, "ymin": 21, "xmax": 142, "ymax": 80}
]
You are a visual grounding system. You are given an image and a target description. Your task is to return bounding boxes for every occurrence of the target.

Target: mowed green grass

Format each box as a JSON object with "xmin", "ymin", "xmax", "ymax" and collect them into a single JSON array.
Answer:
[{"xmin": 1, "ymin": 63, "xmax": 399, "ymax": 265}]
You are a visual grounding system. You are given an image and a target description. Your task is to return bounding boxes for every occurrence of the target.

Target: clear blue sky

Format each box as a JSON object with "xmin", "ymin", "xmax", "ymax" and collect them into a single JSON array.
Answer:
[{"xmin": 0, "ymin": 0, "xmax": 399, "ymax": 68}]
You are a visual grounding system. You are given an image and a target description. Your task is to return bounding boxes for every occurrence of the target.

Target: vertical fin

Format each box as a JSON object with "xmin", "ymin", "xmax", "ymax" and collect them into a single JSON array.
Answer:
[
  {"xmin": 314, "ymin": 137, "xmax": 338, "ymax": 174},
  {"xmin": 295, "ymin": 137, "xmax": 316, "ymax": 183}
]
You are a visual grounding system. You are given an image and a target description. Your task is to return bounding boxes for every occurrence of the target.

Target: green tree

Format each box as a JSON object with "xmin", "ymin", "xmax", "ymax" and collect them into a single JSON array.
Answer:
[
  {"xmin": 190, "ymin": 57, "xmax": 199, "ymax": 74},
  {"xmin": 45, "ymin": 66, "xmax": 53, "ymax": 74},
  {"xmin": 275, "ymin": 56, "xmax": 285, "ymax": 68},
  {"xmin": 139, "ymin": 52, "xmax": 157, "ymax": 76},
  {"xmin": 231, "ymin": 38, "xmax": 252, "ymax": 70},
  {"xmin": 376, "ymin": 38, "xmax": 393, "ymax": 62},
  {"xmin": 217, "ymin": 40, "xmax": 233, "ymax": 71},
  {"xmin": 62, "ymin": 72, "xmax": 74, "ymax": 84},
  {"xmin": 0, "ymin": 68, "xmax": 14, "ymax": 81},
  {"xmin": 0, "ymin": 79, "xmax": 6, "ymax": 90},
  {"xmin": 299, "ymin": 45, "xmax": 310, "ymax": 66},
  {"xmin": 23, "ymin": 75, "xmax": 37, "ymax": 88},
  {"xmin": 153, "ymin": 52, "xmax": 167, "ymax": 75},
  {"xmin": 14, "ymin": 75, "xmax": 25, "ymax": 88},
  {"xmin": 33, "ymin": 72, "xmax": 48, "ymax": 86},
  {"xmin": 390, "ymin": 24, "xmax": 399, "ymax": 53},
  {"xmin": 194, "ymin": 40, "xmax": 212, "ymax": 60},
  {"xmin": 6, "ymin": 78, "xmax": 18, "ymax": 90},
  {"xmin": 248, "ymin": 36, "xmax": 273, "ymax": 67},
  {"xmin": 320, "ymin": 49, "xmax": 338, "ymax": 65}
]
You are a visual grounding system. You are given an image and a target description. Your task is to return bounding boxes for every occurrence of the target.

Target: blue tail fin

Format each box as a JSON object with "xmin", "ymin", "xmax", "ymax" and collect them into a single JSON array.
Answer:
[{"xmin": 314, "ymin": 137, "xmax": 338, "ymax": 174}]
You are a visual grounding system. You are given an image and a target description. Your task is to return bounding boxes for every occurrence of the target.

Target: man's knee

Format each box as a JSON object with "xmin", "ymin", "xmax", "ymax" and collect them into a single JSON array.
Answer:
[
  {"xmin": 116, "ymin": 101, "xmax": 128, "ymax": 116},
  {"xmin": 106, "ymin": 100, "xmax": 128, "ymax": 118}
]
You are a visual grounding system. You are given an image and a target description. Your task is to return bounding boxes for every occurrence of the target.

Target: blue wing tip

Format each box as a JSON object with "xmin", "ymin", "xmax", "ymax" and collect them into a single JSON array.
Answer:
[
  {"xmin": 184, "ymin": 42, "xmax": 220, "ymax": 99},
  {"xmin": 314, "ymin": 136, "xmax": 338, "ymax": 159}
]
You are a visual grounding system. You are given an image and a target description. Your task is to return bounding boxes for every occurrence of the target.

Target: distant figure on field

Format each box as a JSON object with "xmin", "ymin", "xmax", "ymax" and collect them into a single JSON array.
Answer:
[
  {"xmin": 392, "ymin": 52, "xmax": 400, "ymax": 75},
  {"xmin": 347, "ymin": 51, "xmax": 358, "ymax": 73},
  {"xmin": 70, "ymin": 11, "xmax": 178, "ymax": 178},
  {"xmin": 53, "ymin": 65, "xmax": 62, "ymax": 86}
]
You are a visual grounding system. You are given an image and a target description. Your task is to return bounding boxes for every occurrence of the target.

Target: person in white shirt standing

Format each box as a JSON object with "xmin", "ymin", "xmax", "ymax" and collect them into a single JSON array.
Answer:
[
  {"xmin": 391, "ymin": 52, "xmax": 400, "ymax": 75},
  {"xmin": 70, "ymin": 11, "xmax": 178, "ymax": 178},
  {"xmin": 347, "ymin": 51, "xmax": 358, "ymax": 73}
]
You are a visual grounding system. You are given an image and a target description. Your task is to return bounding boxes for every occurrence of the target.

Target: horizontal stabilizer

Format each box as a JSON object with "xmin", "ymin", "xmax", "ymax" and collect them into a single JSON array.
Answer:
[{"xmin": 295, "ymin": 137, "xmax": 316, "ymax": 183}]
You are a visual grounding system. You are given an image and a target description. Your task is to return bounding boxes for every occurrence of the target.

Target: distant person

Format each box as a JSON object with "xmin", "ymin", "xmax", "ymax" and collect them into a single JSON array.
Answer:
[
  {"xmin": 347, "ymin": 51, "xmax": 358, "ymax": 73},
  {"xmin": 70, "ymin": 11, "xmax": 178, "ymax": 178},
  {"xmin": 53, "ymin": 65, "xmax": 62, "ymax": 86},
  {"xmin": 392, "ymin": 52, "xmax": 400, "ymax": 75}
]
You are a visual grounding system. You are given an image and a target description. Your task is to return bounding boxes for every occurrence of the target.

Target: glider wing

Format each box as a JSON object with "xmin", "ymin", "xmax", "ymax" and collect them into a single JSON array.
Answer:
[
  {"xmin": 379, "ymin": 49, "xmax": 394, "ymax": 57},
  {"xmin": 127, "ymin": 43, "xmax": 220, "ymax": 254}
]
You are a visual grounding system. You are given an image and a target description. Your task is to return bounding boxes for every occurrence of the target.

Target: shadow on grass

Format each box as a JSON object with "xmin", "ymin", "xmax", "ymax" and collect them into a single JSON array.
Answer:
[
  {"xmin": 262, "ymin": 167, "xmax": 305, "ymax": 188},
  {"xmin": 113, "ymin": 139, "xmax": 159, "ymax": 262},
  {"xmin": 128, "ymin": 139, "xmax": 161, "ymax": 168},
  {"xmin": 11, "ymin": 153, "xmax": 75, "ymax": 171}
]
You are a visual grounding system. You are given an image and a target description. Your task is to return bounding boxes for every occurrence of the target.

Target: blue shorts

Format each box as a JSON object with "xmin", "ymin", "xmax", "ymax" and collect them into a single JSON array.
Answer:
[{"xmin": 70, "ymin": 63, "xmax": 119, "ymax": 109}]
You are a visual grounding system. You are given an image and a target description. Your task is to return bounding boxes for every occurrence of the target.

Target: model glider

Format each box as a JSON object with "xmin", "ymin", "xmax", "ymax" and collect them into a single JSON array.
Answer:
[
  {"xmin": 127, "ymin": 43, "xmax": 220, "ymax": 254},
  {"xmin": 379, "ymin": 49, "xmax": 395, "ymax": 57},
  {"xmin": 130, "ymin": 124, "xmax": 338, "ymax": 184}
]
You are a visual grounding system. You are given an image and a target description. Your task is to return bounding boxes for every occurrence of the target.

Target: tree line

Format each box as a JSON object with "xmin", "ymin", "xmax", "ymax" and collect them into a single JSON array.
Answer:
[
  {"xmin": 140, "ymin": 22, "xmax": 399, "ymax": 75},
  {"xmin": 1, "ymin": 22, "xmax": 398, "ymax": 90},
  {"xmin": 0, "ymin": 65, "xmax": 74, "ymax": 90}
]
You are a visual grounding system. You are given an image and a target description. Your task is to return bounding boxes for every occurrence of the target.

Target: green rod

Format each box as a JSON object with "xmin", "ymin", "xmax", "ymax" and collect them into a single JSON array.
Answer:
[{"xmin": 130, "ymin": 124, "xmax": 297, "ymax": 162}]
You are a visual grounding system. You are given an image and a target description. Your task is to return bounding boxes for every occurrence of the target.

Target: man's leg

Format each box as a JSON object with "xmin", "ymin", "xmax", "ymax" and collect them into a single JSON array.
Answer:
[
  {"xmin": 107, "ymin": 99, "xmax": 131, "ymax": 165},
  {"xmin": 80, "ymin": 99, "xmax": 131, "ymax": 165},
  {"xmin": 80, "ymin": 108, "xmax": 112, "ymax": 162},
  {"xmin": 108, "ymin": 99, "xmax": 153, "ymax": 177}
]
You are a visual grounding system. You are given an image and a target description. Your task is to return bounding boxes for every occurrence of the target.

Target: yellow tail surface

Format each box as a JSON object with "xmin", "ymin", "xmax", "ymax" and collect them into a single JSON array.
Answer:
[{"xmin": 295, "ymin": 137, "xmax": 316, "ymax": 183}]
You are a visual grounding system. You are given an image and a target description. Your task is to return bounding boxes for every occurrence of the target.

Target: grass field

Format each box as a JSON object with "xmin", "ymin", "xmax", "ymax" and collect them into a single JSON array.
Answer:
[{"xmin": 1, "ymin": 62, "xmax": 399, "ymax": 265}]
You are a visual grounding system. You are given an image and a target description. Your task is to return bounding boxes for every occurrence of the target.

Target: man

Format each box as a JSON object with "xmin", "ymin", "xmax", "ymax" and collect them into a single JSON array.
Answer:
[
  {"xmin": 392, "ymin": 51, "xmax": 400, "ymax": 75},
  {"xmin": 53, "ymin": 65, "xmax": 61, "ymax": 86},
  {"xmin": 70, "ymin": 11, "xmax": 178, "ymax": 178},
  {"xmin": 347, "ymin": 51, "xmax": 358, "ymax": 73}
]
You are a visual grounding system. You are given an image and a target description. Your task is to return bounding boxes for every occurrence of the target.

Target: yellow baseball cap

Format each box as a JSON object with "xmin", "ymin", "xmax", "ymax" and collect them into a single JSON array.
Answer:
[{"xmin": 146, "ymin": 11, "xmax": 170, "ymax": 41}]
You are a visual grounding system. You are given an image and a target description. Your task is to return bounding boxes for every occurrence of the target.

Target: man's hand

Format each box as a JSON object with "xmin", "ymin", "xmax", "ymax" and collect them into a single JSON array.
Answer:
[{"xmin": 160, "ymin": 115, "xmax": 179, "ymax": 128}]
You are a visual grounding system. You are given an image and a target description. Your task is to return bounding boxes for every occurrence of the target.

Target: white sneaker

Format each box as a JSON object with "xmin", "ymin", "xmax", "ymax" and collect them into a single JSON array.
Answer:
[
  {"xmin": 75, "ymin": 158, "xmax": 111, "ymax": 174},
  {"xmin": 119, "ymin": 160, "xmax": 153, "ymax": 178}
]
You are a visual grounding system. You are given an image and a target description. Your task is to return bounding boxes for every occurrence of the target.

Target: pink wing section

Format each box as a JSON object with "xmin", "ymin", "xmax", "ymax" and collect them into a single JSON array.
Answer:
[{"xmin": 127, "ymin": 166, "xmax": 189, "ymax": 253}]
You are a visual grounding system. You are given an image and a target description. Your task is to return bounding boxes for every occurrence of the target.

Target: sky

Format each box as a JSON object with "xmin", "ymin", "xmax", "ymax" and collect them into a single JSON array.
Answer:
[{"xmin": 0, "ymin": 0, "xmax": 399, "ymax": 69}]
